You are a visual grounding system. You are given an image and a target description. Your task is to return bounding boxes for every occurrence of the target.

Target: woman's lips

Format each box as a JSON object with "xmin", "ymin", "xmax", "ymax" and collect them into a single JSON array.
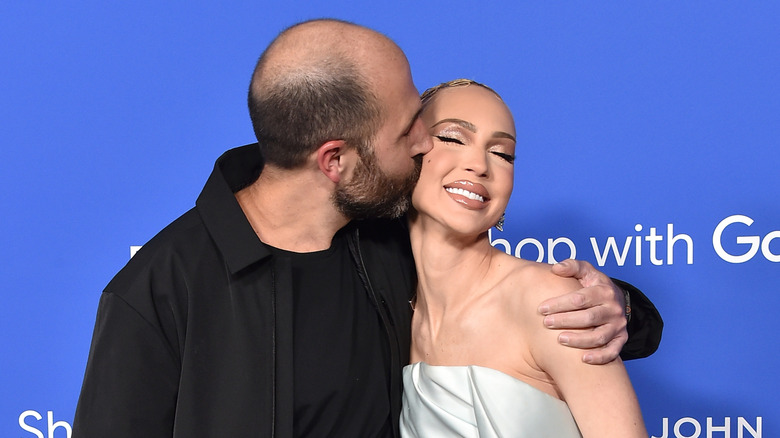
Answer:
[{"xmin": 444, "ymin": 180, "xmax": 489, "ymax": 209}]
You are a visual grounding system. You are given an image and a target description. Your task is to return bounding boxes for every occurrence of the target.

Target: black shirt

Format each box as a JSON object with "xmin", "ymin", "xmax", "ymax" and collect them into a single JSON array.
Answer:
[{"xmin": 269, "ymin": 229, "xmax": 392, "ymax": 437}]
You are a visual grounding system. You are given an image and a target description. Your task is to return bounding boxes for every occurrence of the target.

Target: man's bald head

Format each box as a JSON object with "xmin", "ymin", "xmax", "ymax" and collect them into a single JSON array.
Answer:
[{"xmin": 248, "ymin": 19, "xmax": 408, "ymax": 169}]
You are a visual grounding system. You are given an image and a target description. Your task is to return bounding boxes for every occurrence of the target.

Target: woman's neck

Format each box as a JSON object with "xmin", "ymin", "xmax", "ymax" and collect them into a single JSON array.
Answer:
[{"xmin": 408, "ymin": 216, "xmax": 499, "ymax": 315}]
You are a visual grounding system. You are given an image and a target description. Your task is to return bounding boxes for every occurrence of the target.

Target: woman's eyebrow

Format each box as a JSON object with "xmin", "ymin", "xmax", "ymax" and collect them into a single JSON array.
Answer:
[
  {"xmin": 432, "ymin": 118, "xmax": 515, "ymax": 142},
  {"xmin": 431, "ymin": 118, "xmax": 477, "ymax": 132},
  {"xmin": 493, "ymin": 131, "xmax": 516, "ymax": 142}
]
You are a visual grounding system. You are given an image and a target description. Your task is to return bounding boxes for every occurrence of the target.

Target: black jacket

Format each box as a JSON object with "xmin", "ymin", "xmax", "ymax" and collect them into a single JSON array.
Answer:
[{"xmin": 73, "ymin": 145, "xmax": 416, "ymax": 437}]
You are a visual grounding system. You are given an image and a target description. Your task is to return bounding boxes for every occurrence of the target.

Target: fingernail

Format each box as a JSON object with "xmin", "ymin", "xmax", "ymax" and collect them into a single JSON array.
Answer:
[
  {"xmin": 559, "ymin": 334, "xmax": 569, "ymax": 345},
  {"xmin": 539, "ymin": 305, "xmax": 550, "ymax": 315},
  {"xmin": 583, "ymin": 353, "xmax": 594, "ymax": 363},
  {"xmin": 544, "ymin": 315, "xmax": 555, "ymax": 327}
]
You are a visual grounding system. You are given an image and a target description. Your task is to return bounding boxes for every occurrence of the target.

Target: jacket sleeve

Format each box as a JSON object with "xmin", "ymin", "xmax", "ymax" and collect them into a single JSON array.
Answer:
[
  {"xmin": 613, "ymin": 278, "xmax": 664, "ymax": 360},
  {"xmin": 72, "ymin": 292, "xmax": 180, "ymax": 437}
]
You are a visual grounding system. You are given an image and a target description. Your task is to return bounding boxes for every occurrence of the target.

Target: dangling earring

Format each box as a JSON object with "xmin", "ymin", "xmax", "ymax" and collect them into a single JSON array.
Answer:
[{"xmin": 495, "ymin": 213, "xmax": 505, "ymax": 232}]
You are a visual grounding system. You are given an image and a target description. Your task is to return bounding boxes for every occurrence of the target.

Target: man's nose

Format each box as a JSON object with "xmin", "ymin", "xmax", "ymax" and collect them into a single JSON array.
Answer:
[{"xmin": 409, "ymin": 120, "xmax": 433, "ymax": 157}]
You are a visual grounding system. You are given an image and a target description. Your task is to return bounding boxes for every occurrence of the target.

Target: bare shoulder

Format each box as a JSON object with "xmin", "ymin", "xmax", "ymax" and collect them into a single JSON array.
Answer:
[
  {"xmin": 493, "ymin": 256, "xmax": 646, "ymax": 436},
  {"xmin": 497, "ymin": 254, "xmax": 581, "ymax": 306},
  {"xmin": 489, "ymin": 254, "xmax": 583, "ymax": 371}
]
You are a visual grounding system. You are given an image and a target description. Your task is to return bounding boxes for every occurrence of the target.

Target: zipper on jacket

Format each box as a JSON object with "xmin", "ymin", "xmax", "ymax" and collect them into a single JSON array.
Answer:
[
  {"xmin": 347, "ymin": 228, "xmax": 403, "ymax": 438},
  {"xmin": 270, "ymin": 268, "xmax": 277, "ymax": 437}
]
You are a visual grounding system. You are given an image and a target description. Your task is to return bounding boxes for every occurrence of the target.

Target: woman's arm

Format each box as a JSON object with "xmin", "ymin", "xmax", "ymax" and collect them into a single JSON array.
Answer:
[{"xmin": 526, "ymin": 272, "xmax": 648, "ymax": 438}]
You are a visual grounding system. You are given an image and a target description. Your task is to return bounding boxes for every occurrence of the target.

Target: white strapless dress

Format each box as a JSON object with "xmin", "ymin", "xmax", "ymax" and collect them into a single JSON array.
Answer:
[{"xmin": 400, "ymin": 362, "xmax": 582, "ymax": 437}]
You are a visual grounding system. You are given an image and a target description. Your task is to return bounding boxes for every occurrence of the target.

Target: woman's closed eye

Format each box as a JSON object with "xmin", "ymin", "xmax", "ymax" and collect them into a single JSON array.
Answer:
[
  {"xmin": 435, "ymin": 135, "xmax": 464, "ymax": 145},
  {"xmin": 436, "ymin": 134, "xmax": 515, "ymax": 163},
  {"xmin": 491, "ymin": 151, "xmax": 515, "ymax": 164}
]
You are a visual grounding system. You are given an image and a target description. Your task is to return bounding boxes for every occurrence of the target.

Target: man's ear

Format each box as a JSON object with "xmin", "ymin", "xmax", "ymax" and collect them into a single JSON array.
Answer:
[{"xmin": 316, "ymin": 140, "xmax": 354, "ymax": 183}]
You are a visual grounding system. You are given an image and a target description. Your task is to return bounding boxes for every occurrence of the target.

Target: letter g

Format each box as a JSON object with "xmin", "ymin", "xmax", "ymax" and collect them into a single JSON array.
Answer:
[{"xmin": 713, "ymin": 215, "xmax": 760, "ymax": 263}]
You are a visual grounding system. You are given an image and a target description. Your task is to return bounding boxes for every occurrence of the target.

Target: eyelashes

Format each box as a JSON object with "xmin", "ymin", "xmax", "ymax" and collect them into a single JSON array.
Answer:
[
  {"xmin": 492, "ymin": 152, "xmax": 515, "ymax": 163},
  {"xmin": 435, "ymin": 135, "xmax": 464, "ymax": 145},
  {"xmin": 434, "ymin": 135, "xmax": 515, "ymax": 164}
]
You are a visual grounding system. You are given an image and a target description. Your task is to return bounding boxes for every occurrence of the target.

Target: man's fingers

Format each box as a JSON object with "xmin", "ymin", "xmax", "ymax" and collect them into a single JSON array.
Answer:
[
  {"xmin": 539, "ymin": 268, "xmax": 629, "ymax": 359},
  {"xmin": 550, "ymin": 259, "xmax": 576, "ymax": 276},
  {"xmin": 552, "ymin": 258, "xmax": 608, "ymax": 288},
  {"xmin": 554, "ymin": 328, "xmax": 626, "ymax": 364},
  {"xmin": 542, "ymin": 303, "xmax": 604, "ymax": 328},
  {"xmin": 551, "ymin": 259, "xmax": 589, "ymax": 282},
  {"xmin": 538, "ymin": 291, "xmax": 589, "ymax": 316},
  {"xmin": 582, "ymin": 335, "xmax": 626, "ymax": 365},
  {"xmin": 555, "ymin": 323, "xmax": 614, "ymax": 348}
]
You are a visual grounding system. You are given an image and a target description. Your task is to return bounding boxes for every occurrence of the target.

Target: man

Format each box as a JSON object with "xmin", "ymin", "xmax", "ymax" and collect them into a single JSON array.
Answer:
[{"xmin": 73, "ymin": 19, "xmax": 661, "ymax": 437}]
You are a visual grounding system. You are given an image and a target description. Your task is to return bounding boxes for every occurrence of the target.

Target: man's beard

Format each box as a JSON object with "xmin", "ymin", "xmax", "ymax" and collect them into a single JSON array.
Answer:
[{"xmin": 333, "ymin": 148, "xmax": 422, "ymax": 220}]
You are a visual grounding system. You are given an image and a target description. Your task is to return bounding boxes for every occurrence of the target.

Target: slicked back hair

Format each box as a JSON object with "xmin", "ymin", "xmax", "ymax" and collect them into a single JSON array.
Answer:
[{"xmin": 420, "ymin": 78, "xmax": 503, "ymax": 109}]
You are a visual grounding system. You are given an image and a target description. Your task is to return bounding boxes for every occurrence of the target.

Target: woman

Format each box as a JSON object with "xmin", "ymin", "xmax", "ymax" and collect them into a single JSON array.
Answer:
[{"xmin": 400, "ymin": 79, "xmax": 647, "ymax": 437}]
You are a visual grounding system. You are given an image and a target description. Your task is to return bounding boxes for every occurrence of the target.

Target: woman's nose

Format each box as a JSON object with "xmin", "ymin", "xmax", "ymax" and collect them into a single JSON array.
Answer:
[{"xmin": 464, "ymin": 149, "xmax": 489, "ymax": 177}]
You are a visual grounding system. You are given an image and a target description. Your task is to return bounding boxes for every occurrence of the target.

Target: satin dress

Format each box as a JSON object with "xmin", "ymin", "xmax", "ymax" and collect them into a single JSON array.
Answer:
[{"xmin": 400, "ymin": 362, "xmax": 582, "ymax": 437}]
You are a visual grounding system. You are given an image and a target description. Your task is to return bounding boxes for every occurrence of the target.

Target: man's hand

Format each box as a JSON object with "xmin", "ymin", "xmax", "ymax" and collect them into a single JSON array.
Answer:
[{"xmin": 538, "ymin": 259, "xmax": 628, "ymax": 364}]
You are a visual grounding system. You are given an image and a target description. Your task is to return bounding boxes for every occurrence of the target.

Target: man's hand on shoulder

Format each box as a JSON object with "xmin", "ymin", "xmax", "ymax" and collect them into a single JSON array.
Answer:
[{"xmin": 537, "ymin": 259, "xmax": 628, "ymax": 365}]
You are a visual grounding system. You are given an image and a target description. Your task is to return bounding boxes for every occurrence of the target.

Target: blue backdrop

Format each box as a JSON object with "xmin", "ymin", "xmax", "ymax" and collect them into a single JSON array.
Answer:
[{"xmin": 2, "ymin": 2, "xmax": 777, "ymax": 437}]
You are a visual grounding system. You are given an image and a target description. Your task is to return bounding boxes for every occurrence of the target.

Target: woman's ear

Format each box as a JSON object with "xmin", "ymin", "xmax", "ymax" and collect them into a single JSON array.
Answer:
[{"xmin": 316, "ymin": 140, "xmax": 353, "ymax": 183}]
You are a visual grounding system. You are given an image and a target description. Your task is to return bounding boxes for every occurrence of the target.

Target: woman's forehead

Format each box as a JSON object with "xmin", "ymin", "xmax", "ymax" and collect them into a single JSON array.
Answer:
[{"xmin": 423, "ymin": 86, "xmax": 515, "ymax": 134}]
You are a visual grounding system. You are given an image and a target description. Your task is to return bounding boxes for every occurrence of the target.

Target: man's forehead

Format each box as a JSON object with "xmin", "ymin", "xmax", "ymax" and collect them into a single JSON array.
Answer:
[
  {"xmin": 401, "ymin": 106, "xmax": 423, "ymax": 132},
  {"xmin": 400, "ymin": 83, "xmax": 423, "ymax": 119}
]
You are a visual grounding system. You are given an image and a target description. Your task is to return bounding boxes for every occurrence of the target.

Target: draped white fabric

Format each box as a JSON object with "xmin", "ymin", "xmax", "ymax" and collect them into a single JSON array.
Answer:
[{"xmin": 400, "ymin": 363, "xmax": 582, "ymax": 437}]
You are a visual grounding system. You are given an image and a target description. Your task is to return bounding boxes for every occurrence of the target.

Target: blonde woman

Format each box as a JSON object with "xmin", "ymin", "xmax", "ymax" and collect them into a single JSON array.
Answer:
[{"xmin": 401, "ymin": 80, "xmax": 647, "ymax": 437}]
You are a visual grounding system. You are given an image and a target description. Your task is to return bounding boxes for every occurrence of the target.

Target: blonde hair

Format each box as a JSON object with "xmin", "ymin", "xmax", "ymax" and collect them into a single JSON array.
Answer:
[{"xmin": 420, "ymin": 78, "xmax": 503, "ymax": 107}]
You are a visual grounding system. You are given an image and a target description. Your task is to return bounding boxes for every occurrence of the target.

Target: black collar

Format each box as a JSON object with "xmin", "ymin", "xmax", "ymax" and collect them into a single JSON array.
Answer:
[{"xmin": 196, "ymin": 144, "xmax": 271, "ymax": 274}]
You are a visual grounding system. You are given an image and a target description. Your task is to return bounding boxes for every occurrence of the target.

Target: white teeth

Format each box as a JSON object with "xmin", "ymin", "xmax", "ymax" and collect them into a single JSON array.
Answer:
[{"xmin": 446, "ymin": 187, "xmax": 485, "ymax": 202}]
